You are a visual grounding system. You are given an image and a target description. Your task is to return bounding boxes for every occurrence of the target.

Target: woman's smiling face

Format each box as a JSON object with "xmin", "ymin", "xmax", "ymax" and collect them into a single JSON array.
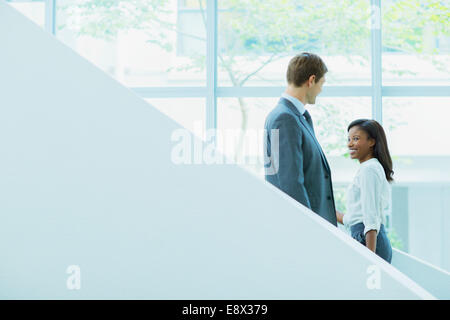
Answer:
[{"xmin": 347, "ymin": 126, "xmax": 375, "ymax": 163}]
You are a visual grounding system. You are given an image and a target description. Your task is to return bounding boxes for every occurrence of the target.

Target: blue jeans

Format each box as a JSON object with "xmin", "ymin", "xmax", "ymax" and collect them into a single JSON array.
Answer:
[{"xmin": 350, "ymin": 223, "xmax": 392, "ymax": 263}]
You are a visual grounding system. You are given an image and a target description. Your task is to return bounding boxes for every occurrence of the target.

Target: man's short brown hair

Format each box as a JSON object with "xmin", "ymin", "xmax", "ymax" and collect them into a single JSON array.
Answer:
[{"xmin": 286, "ymin": 52, "xmax": 328, "ymax": 87}]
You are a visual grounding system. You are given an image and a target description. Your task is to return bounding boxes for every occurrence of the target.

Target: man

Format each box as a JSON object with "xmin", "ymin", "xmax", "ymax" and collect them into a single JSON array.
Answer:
[{"xmin": 264, "ymin": 52, "xmax": 337, "ymax": 226}]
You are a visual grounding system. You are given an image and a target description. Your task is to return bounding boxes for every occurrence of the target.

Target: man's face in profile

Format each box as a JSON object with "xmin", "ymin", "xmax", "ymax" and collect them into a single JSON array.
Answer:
[{"xmin": 306, "ymin": 75, "xmax": 326, "ymax": 104}]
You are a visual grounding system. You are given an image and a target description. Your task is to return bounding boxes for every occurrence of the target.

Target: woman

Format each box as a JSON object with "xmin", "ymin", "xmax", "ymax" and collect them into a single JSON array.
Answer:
[{"xmin": 336, "ymin": 119, "xmax": 393, "ymax": 263}]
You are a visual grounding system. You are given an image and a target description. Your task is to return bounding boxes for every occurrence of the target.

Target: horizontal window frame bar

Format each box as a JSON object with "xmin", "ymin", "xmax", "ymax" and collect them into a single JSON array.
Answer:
[
  {"xmin": 133, "ymin": 86, "xmax": 450, "ymax": 98},
  {"xmin": 382, "ymin": 86, "xmax": 450, "ymax": 97},
  {"xmin": 217, "ymin": 86, "xmax": 374, "ymax": 97},
  {"xmin": 132, "ymin": 87, "xmax": 207, "ymax": 98}
]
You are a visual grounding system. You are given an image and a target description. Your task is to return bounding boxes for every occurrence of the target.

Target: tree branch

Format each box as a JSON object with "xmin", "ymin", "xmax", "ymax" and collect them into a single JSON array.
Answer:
[{"xmin": 238, "ymin": 53, "xmax": 287, "ymax": 86}]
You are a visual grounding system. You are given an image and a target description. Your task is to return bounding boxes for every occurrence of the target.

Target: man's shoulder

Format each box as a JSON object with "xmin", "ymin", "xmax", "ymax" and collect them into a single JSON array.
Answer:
[
  {"xmin": 266, "ymin": 106, "xmax": 298, "ymax": 129},
  {"xmin": 266, "ymin": 99, "xmax": 297, "ymax": 121}
]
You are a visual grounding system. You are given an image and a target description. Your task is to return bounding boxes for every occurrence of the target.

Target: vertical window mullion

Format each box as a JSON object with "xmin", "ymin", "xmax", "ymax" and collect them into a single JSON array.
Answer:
[
  {"xmin": 45, "ymin": 0, "xmax": 55, "ymax": 35},
  {"xmin": 206, "ymin": 0, "xmax": 218, "ymax": 132},
  {"xmin": 371, "ymin": 0, "xmax": 382, "ymax": 123}
]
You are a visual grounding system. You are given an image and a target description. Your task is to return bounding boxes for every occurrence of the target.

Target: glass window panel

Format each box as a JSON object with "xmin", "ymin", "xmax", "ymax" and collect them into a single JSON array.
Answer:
[
  {"xmin": 145, "ymin": 98, "xmax": 205, "ymax": 135},
  {"xmin": 383, "ymin": 97, "xmax": 450, "ymax": 185},
  {"xmin": 383, "ymin": 97, "xmax": 450, "ymax": 268},
  {"xmin": 7, "ymin": 0, "xmax": 45, "ymax": 28},
  {"xmin": 218, "ymin": 0, "xmax": 371, "ymax": 87},
  {"xmin": 217, "ymin": 97, "xmax": 277, "ymax": 176},
  {"xmin": 56, "ymin": 0, "xmax": 206, "ymax": 87},
  {"xmin": 382, "ymin": 0, "xmax": 450, "ymax": 85},
  {"xmin": 384, "ymin": 97, "xmax": 450, "ymax": 158}
]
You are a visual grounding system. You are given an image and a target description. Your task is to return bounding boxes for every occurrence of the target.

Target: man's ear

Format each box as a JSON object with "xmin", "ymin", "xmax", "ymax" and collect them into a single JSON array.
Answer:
[{"xmin": 308, "ymin": 75, "xmax": 316, "ymax": 87}]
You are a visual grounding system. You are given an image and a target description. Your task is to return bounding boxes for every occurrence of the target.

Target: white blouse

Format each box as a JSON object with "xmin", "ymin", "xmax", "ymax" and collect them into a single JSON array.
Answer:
[{"xmin": 343, "ymin": 158, "xmax": 391, "ymax": 235}]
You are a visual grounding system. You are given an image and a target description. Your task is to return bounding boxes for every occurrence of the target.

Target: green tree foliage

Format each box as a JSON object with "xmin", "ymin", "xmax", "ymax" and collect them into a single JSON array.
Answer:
[
  {"xmin": 387, "ymin": 227, "xmax": 404, "ymax": 250},
  {"xmin": 383, "ymin": 0, "xmax": 450, "ymax": 54}
]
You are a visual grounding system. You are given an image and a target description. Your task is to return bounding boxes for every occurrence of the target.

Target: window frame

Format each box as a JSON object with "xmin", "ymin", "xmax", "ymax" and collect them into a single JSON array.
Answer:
[{"xmin": 10, "ymin": 0, "xmax": 450, "ymax": 131}]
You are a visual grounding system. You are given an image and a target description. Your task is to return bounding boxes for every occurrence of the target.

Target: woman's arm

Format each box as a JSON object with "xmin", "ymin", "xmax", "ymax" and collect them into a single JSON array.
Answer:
[
  {"xmin": 365, "ymin": 230, "xmax": 377, "ymax": 252},
  {"xmin": 359, "ymin": 167, "xmax": 381, "ymax": 253},
  {"xmin": 336, "ymin": 210, "xmax": 344, "ymax": 225}
]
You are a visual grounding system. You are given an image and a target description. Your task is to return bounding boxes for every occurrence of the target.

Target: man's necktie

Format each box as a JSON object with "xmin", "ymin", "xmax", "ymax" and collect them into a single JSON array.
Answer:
[{"xmin": 303, "ymin": 109, "xmax": 315, "ymax": 134}]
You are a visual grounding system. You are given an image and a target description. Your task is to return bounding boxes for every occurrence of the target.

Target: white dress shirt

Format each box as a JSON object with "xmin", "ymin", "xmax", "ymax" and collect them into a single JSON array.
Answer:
[
  {"xmin": 281, "ymin": 93, "xmax": 307, "ymax": 119},
  {"xmin": 343, "ymin": 158, "xmax": 391, "ymax": 235}
]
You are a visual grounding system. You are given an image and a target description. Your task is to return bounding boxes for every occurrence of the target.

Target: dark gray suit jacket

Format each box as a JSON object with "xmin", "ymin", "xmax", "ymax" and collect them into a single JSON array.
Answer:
[{"xmin": 264, "ymin": 97, "xmax": 337, "ymax": 226}]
